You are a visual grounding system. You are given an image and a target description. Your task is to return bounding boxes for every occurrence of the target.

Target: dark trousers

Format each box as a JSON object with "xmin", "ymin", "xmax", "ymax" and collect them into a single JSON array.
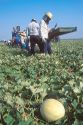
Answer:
[
  {"xmin": 47, "ymin": 41, "xmax": 52, "ymax": 54},
  {"xmin": 43, "ymin": 40, "xmax": 52, "ymax": 54},
  {"xmin": 30, "ymin": 35, "xmax": 43, "ymax": 54}
]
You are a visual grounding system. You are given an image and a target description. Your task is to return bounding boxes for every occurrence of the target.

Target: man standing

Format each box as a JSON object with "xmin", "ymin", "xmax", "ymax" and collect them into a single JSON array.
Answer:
[
  {"xmin": 39, "ymin": 12, "xmax": 53, "ymax": 54},
  {"xmin": 28, "ymin": 19, "xmax": 42, "ymax": 54}
]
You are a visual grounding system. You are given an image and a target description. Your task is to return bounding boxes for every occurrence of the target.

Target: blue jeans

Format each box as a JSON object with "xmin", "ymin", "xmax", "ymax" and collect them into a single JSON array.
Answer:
[
  {"xmin": 43, "ymin": 41, "xmax": 52, "ymax": 54},
  {"xmin": 47, "ymin": 41, "xmax": 52, "ymax": 54}
]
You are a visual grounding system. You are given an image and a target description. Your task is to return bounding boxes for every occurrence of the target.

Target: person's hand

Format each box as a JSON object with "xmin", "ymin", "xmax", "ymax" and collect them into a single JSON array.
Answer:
[{"xmin": 42, "ymin": 37, "xmax": 47, "ymax": 43}]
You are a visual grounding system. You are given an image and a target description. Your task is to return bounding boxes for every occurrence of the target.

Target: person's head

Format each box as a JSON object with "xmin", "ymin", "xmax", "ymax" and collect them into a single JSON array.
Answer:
[
  {"xmin": 43, "ymin": 12, "xmax": 53, "ymax": 24},
  {"xmin": 31, "ymin": 19, "xmax": 37, "ymax": 23}
]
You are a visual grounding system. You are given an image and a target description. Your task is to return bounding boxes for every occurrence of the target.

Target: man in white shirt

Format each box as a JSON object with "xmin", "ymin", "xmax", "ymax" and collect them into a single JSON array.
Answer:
[
  {"xmin": 39, "ymin": 12, "xmax": 53, "ymax": 54},
  {"xmin": 28, "ymin": 19, "xmax": 42, "ymax": 54}
]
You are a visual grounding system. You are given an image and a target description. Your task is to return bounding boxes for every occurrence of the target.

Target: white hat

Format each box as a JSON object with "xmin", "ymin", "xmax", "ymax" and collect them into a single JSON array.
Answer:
[{"xmin": 45, "ymin": 12, "xmax": 53, "ymax": 19}]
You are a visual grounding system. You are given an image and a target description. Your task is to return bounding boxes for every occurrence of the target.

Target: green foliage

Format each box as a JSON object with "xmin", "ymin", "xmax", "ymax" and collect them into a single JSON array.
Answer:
[{"xmin": 0, "ymin": 40, "xmax": 83, "ymax": 125}]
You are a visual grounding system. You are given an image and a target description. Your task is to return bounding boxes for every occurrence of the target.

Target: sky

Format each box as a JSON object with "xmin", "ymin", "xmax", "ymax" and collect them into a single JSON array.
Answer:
[{"xmin": 0, "ymin": 0, "xmax": 83, "ymax": 40}]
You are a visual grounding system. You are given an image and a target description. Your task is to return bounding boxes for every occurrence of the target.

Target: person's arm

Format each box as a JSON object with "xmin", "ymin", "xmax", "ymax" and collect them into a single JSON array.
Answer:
[{"xmin": 39, "ymin": 20, "xmax": 45, "ymax": 39}]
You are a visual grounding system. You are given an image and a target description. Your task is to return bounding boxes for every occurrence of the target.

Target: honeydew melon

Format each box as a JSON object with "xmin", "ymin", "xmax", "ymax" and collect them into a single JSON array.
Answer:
[{"xmin": 40, "ymin": 99, "xmax": 65, "ymax": 122}]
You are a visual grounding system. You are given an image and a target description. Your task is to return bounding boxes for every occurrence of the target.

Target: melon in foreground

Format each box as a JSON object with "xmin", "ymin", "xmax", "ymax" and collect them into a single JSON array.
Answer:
[{"xmin": 40, "ymin": 99, "xmax": 65, "ymax": 122}]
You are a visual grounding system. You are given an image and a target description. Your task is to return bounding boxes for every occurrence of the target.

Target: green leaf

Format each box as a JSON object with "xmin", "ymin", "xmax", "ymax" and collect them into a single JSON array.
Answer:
[
  {"xmin": 15, "ymin": 96, "xmax": 24, "ymax": 106},
  {"xmin": 18, "ymin": 119, "xmax": 33, "ymax": 125},
  {"xmin": 71, "ymin": 99, "xmax": 78, "ymax": 109},
  {"xmin": 72, "ymin": 119, "xmax": 80, "ymax": 125},
  {"xmin": 4, "ymin": 114, "xmax": 15, "ymax": 125}
]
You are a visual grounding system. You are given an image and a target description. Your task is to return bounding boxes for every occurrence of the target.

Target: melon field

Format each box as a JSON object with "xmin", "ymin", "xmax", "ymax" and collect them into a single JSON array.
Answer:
[{"xmin": 0, "ymin": 40, "xmax": 83, "ymax": 125}]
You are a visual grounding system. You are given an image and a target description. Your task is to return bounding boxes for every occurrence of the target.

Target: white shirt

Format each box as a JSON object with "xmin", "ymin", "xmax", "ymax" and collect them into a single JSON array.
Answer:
[
  {"xmin": 28, "ymin": 21, "xmax": 39, "ymax": 36},
  {"xmin": 39, "ymin": 19, "xmax": 49, "ymax": 39}
]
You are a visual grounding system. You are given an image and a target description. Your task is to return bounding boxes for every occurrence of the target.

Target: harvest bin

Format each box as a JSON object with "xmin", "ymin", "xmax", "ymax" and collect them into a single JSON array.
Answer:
[{"xmin": 48, "ymin": 27, "xmax": 77, "ymax": 40}]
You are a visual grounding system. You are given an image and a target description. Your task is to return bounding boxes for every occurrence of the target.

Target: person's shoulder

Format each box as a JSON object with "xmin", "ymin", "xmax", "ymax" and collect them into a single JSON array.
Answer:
[
  {"xmin": 32, "ymin": 22, "xmax": 39, "ymax": 27},
  {"xmin": 40, "ymin": 19, "xmax": 45, "ymax": 24}
]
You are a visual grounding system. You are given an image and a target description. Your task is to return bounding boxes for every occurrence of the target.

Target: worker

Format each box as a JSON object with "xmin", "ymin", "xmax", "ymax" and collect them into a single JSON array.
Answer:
[
  {"xmin": 28, "ymin": 19, "xmax": 42, "ymax": 54},
  {"xmin": 18, "ymin": 31, "xmax": 27, "ymax": 49},
  {"xmin": 15, "ymin": 33, "xmax": 21, "ymax": 46},
  {"xmin": 12, "ymin": 27, "xmax": 17, "ymax": 46},
  {"xmin": 39, "ymin": 12, "xmax": 53, "ymax": 54}
]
